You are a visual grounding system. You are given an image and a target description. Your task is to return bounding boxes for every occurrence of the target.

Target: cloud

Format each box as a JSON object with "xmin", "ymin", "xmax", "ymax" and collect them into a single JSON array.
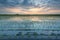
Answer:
[
  {"xmin": 4, "ymin": 7, "xmax": 60, "ymax": 14},
  {"xmin": 0, "ymin": 0, "xmax": 60, "ymax": 8},
  {"xmin": 0, "ymin": 0, "xmax": 60, "ymax": 14}
]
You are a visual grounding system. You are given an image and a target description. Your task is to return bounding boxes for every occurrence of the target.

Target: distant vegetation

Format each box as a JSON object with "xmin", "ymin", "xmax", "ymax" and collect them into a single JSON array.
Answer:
[{"xmin": 0, "ymin": 14, "xmax": 60, "ymax": 16}]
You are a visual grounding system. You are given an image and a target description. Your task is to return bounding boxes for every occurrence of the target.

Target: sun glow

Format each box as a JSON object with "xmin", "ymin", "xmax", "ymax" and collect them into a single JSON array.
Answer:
[{"xmin": 5, "ymin": 7, "xmax": 60, "ymax": 14}]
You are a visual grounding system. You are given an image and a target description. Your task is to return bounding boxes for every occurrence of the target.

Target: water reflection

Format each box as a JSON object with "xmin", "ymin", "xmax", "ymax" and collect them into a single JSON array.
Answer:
[
  {"xmin": 0, "ymin": 16, "xmax": 60, "ymax": 39},
  {"xmin": 0, "ymin": 16, "xmax": 60, "ymax": 21}
]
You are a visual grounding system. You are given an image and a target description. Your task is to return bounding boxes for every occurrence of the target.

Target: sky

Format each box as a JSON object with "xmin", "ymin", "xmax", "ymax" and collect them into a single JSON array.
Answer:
[{"xmin": 0, "ymin": 0, "xmax": 60, "ymax": 14}]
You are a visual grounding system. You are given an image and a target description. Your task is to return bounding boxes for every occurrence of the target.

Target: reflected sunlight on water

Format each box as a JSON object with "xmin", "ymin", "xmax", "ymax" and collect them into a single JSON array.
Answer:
[{"xmin": 0, "ymin": 16, "xmax": 60, "ymax": 37}]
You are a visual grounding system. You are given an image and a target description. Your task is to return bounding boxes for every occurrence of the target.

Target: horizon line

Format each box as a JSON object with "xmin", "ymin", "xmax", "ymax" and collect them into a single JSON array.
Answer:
[{"xmin": 0, "ymin": 14, "xmax": 60, "ymax": 16}]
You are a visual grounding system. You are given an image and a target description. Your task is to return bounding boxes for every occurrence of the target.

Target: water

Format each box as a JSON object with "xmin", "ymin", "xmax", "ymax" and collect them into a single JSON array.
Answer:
[{"xmin": 0, "ymin": 16, "xmax": 60, "ymax": 40}]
